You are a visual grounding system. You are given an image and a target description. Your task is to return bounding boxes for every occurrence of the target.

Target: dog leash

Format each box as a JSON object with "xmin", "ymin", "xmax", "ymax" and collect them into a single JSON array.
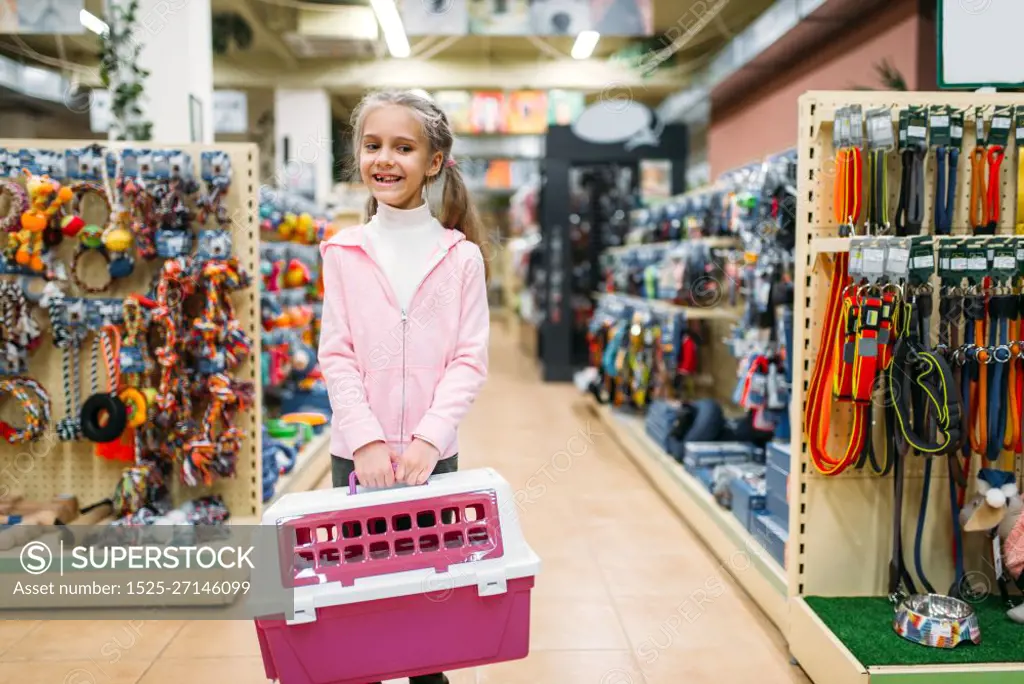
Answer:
[
  {"xmin": 895, "ymin": 146, "xmax": 926, "ymax": 236},
  {"xmin": 934, "ymin": 144, "xmax": 959, "ymax": 236},
  {"xmin": 805, "ymin": 145, "xmax": 865, "ymax": 476}
]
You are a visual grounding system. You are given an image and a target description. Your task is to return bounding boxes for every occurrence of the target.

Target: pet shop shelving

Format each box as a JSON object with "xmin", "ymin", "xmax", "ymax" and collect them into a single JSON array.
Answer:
[
  {"xmin": 585, "ymin": 396, "xmax": 790, "ymax": 633},
  {"xmin": 787, "ymin": 92, "xmax": 1024, "ymax": 684},
  {"xmin": 0, "ymin": 139, "xmax": 263, "ymax": 522}
]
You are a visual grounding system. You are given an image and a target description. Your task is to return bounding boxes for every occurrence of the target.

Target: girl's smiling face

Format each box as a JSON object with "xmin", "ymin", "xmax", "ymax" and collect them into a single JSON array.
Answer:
[{"xmin": 359, "ymin": 104, "xmax": 443, "ymax": 210}]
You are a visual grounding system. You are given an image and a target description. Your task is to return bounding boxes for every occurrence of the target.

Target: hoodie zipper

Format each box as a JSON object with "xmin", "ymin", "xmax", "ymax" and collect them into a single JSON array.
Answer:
[{"xmin": 399, "ymin": 245, "xmax": 451, "ymax": 450}]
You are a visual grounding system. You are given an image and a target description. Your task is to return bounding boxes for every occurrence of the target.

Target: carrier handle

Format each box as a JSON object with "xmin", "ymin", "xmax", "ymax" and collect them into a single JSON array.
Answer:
[{"xmin": 348, "ymin": 462, "xmax": 429, "ymax": 495}]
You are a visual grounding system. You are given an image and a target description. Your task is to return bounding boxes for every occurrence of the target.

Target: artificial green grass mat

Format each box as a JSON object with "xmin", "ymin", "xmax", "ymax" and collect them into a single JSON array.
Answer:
[{"xmin": 805, "ymin": 595, "xmax": 1024, "ymax": 666}]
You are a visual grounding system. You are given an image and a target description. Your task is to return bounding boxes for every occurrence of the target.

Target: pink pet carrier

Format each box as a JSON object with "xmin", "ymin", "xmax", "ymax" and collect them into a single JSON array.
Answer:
[{"xmin": 254, "ymin": 467, "xmax": 541, "ymax": 684}]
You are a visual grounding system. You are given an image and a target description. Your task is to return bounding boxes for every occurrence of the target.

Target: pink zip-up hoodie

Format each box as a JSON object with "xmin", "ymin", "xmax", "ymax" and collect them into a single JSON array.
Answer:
[{"xmin": 317, "ymin": 217, "xmax": 489, "ymax": 462}]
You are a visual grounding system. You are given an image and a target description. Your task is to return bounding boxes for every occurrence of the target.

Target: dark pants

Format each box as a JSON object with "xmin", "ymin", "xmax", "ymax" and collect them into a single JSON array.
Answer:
[{"xmin": 331, "ymin": 453, "xmax": 459, "ymax": 684}]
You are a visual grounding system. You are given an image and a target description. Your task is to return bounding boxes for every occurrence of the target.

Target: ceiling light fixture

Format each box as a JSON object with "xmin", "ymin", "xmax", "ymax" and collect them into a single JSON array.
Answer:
[
  {"xmin": 80, "ymin": 9, "xmax": 109, "ymax": 36},
  {"xmin": 571, "ymin": 30, "xmax": 600, "ymax": 60},
  {"xmin": 369, "ymin": 0, "xmax": 410, "ymax": 59}
]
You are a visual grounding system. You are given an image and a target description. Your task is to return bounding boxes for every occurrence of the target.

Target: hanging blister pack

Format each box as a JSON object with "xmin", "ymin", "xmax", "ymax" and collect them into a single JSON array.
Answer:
[
  {"xmin": 201, "ymin": 151, "xmax": 232, "ymax": 183},
  {"xmin": 65, "ymin": 146, "xmax": 106, "ymax": 182},
  {"xmin": 196, "ymin": 230, "xmax": 233, "ymax": 264},
  {"xmin": 860, "ymin": 238, "xmax": 888, "ymax": 286},
  {"xmin": 909, "ymin": 236, "xmax": 935, "ymax": 287},
  {"xmin": 937, "ymin": 239, "xmax": 960, "ymax": 288},
  {"xmin": 990, "ymin": 237, "xmax": 1017, "ymax": 288},
  {"xmin": 154, "ymin": 178, "xmax": 194, "ymax": 259},
  {"xmin": 767, "ymin": 360, "xmax": 788, "ymax": 413},
  {"xmin": 848, "ymin": 105, "xmax": 864, "ymax": 150},
  {"xmin": 965, "ymin": 237, "xmax": 989, "ymax": 287},
  {"xmin": 885, "ymin": 237, "xmax": 912, "ymax": 284}
]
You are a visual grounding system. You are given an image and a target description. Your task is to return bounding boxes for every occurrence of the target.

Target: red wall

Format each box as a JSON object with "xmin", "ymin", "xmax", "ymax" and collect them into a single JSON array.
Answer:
[{"xmin": 708, "ymin": 1, "xmax": 928, "ymax": 176}]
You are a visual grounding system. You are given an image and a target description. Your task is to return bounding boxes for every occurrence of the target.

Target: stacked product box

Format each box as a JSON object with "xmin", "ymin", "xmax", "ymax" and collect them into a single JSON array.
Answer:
[
  {"xmin": 682, "ymin": 442, "xmax": 758, "ymax": 493},
  {"xmin": 644, "ymin": 400, "xmax": 681, "ymax": 457},
  {"xmin": 754, "ymin": 440, "xmax": 790, "ymax": 568},
  {"xmin": 728, "ymin": 473, "xmax": 766, "ymax": 532}
]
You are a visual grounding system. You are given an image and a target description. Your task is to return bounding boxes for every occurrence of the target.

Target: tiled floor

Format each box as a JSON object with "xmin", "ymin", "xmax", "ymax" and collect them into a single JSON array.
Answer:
[{"xmin": 0, "ymin": 324, "xmax": 810, "ymax": 683}]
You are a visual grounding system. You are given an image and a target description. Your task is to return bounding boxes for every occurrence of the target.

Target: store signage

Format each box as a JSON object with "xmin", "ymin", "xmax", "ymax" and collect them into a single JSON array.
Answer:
[
  {"xmin": 212, "ymin": 91, "xmax": 249, "ymax": 135},
  {"xmin": 3, "ymin": 0, "xmax": 84, "ymax": 34},
  {"xmin": 571, "ymin": 100, "xmax": 663, "ymax": 149},
  {"xmin": 90, "ymin": 90, "xmax": 250, "ymax": 135},
  {"xmin": 938, "ymin": 0, "xmax": 1023, "ymax": 88},
  {"xmin": 401, "ymin": 0, "xmax": 652, "ymax": 37},
  {"xmin": 0, "ymin": 54, "xmax": 69, "ymax": 104}
]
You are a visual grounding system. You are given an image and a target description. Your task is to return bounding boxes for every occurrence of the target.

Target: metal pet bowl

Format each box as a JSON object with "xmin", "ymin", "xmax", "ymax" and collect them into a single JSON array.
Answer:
[{"xmin": 893, "ymin": 594, "xmax": 982, "ymax": 649}]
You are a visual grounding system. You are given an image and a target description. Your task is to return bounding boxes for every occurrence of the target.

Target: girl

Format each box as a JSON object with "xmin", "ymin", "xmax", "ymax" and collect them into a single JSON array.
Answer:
[{"xmin": 317, "ymin": 90, "xmax": 490, "ymax": 684}]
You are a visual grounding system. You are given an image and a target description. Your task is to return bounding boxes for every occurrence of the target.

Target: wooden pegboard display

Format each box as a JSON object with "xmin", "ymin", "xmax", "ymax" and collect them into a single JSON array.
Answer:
[
  {"xmin": 0, "ymin": 140, "xmax": 262, "ymax": 522},
  {"xmin": 788, "ymin": 92, "xmax": 1024, "ymax": 600}
]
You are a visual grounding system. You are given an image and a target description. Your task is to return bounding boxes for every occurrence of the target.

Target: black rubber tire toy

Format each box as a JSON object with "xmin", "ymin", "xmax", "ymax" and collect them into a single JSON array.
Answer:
[{"xmin": 80, "ymin": 392, "xmax": 128, "ymax": 443}]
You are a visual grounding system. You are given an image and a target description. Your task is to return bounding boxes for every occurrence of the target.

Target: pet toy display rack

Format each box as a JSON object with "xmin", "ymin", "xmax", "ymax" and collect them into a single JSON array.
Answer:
[
  {"xmin": 787, "ymin": 92, "xmax": 1024, "ymax": 684},
  {"xmin": 258, "ymin": 188, "xmax": 334, "ymax": 503},
  {"xmin": 0, "ymin": 139, "xmax": 263, "ymax": 532}
]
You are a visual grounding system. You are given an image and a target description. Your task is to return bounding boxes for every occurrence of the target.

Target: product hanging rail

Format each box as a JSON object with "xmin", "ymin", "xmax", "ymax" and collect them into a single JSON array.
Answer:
[{"xmin": 788, "ymin": 92, "xmax": 1024, "ymax": 684}]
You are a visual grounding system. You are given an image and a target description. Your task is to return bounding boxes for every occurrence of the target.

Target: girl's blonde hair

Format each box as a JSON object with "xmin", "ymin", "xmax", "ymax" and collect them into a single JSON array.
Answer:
[{"xmin": 350, "ymin": 89, "xmax": 489, "ymax": 280}]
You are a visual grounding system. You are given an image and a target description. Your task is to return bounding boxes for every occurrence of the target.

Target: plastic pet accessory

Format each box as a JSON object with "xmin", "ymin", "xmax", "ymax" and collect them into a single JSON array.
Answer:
[{"xmin": 254, "ymin": 468, "xmax": 540, "ymax": 684}]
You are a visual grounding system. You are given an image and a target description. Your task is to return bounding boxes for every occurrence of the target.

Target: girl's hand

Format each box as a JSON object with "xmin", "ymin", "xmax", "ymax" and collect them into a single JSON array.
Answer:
[
  {"xmin": 352, "ymin": 441, "xmax": 397, "ymax": 488},
  {"xmin": 396, "ymin": 439, "xmax": 440, "ymax": 485}
]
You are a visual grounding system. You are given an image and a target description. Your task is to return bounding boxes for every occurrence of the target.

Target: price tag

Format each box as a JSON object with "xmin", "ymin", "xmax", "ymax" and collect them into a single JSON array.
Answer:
[
  {"xmin": 1016, "ymin": 109, "xmax": 1024, "ymax": 145},
  {"xmin": 948, "ymin": 239, "xmax": 969, "ymax": 279},
  {"xmin": 886, "ymin": 237, "xmax": 911, "ymax": 280},
  {"xmin": 990, "ymin": 105, "xmax": 1014, "ymax": 147},
  {"xmin": 992, "ymin": 238, "xmax": 1017, "ymax": 283},
  {"xmin": 909, "ymin": 237, "xmax": 934, "ymax": 286},
  {"xmin": 993, "ymin": 252, "xmax": 1016, "ymax": 271},
  {"xmin": 862, "ymin": 240, "xmax": 887, "ymax": 282},
  {"xmin": 929, "ymin": 106, "xmax": 951, "ymax": 147},
  {"xmin": 976, "ymin": 106, "xmax": 988, "ymax": 146},
  {"xmin": 966, "ymin": 239, "xmax": 989, "ymax": 283},
  {"xmin": 849, "ymin": 238, "xmax": 866, "ymax": 278},
  {"xmin": 849, "ymin": 105, "xmax": 863, "ymax": 149},
  {"xmin": 908, "ymin": 107, "xmax": 928, "ymax": 149},
  {"xmin": 969, "ymin": 254, "xmax": 989, "ymax": 270},
  {"xmin": 867, "ymin": 107, "xmax": 894, "ymax": 150},
  {"xmin": 951, "ymin": 110, "xmax": 965, "ymax": 148}
]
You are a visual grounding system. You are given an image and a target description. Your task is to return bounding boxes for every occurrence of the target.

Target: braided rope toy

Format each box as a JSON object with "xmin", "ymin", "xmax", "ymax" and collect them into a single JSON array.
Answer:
[
  {"xmin": 0, "ymin": 181, "xmax": 28, "ymax": 233},
  {"xmin": 44, "ymin": 286, "xmax": 84, "ymax": 441},
  {"xmin": 112, "ymin": 464, "xmax": 155, "ymax": 518},
  {"xmin": 0, "ymin": 376, "xmax": 51, "ymax": 443}
]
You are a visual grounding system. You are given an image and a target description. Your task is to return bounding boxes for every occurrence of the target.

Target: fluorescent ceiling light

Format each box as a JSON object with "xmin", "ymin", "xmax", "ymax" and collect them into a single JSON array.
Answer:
[
  {"xmin": 369, "ymin": 0, "xmax": 410, "ymax": 58},
  {"xmin": 80, "ymin": 9, "xmax": 109, "ymax": 36},
  {"xmin": 571, "ymin": 31, "xmax": 600, "ymax": 60}
]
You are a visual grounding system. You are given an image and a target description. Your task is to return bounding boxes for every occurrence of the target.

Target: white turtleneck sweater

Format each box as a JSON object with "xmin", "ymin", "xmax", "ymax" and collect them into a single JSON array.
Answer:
[{"xmin": 365, "ymin": 201, "xmax": 446, "ymax": 312}]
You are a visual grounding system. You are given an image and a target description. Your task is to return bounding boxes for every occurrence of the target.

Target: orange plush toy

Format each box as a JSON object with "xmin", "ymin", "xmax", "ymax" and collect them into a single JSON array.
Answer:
[{"xmin": 14, "ymin": 170, "xmax": 72, "ymax": 271}]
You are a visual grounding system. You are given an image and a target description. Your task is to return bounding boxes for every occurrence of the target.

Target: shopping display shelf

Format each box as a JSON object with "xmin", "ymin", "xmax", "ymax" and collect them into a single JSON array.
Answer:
[
  {"xmin": 583, "ymin": 396, "xmax": 788, "ymax": 633},
  {"xmin": 790, "ymin": 596, "xmax": 1024, "ymax": 684},
  {"xmin": 602, "ymin": 236, "xmax": 741, "ymax": 255},
  {"xmin": 590, "ymin": 292, "xmax": 744, "ymax": 321},
  {"xmin": 268, "ymin": 431, "xmax": 332, "ymax": 505},
  {"xmin": 808, "ymin": 235, "xmax": 980, "ymax": 260},
  {"xmin": 786, "ymin": 91, "xmax": 1024, "ymax": 684}
]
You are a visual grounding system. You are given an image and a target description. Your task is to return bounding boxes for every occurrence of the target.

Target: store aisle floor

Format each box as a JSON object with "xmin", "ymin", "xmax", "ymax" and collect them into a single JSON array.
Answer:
[{"xmin": 0, "ymin": 321, "xmax": 809, "ymax": 684}]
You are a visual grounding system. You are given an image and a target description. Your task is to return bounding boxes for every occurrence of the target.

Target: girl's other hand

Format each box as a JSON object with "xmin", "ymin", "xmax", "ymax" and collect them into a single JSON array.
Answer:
[
  {"xmin": 352, "ymin": 441, "xmax": 397, "ymax": 488},
  {"xmin": 396, "ymin": 439, "xmax": 440, "ymax": 485}
]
